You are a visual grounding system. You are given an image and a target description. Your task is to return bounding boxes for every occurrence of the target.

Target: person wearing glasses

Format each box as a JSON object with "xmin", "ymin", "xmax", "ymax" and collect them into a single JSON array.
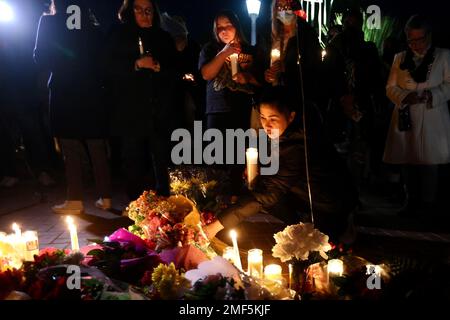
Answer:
[
  {"xmin": 106, "ymin": 0, "xmax": 177, "ymax": 200},
  {"xmin": 384, "ymin": 15, "xmax": 450, "ymax": 217}
]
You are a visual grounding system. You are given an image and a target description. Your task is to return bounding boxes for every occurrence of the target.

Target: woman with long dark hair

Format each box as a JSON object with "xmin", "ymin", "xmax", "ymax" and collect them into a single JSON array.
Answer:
[
  {"xmin": 34, "ymin": 0, "xmax": 112, "ymax": 214},
  {"xmin": 199, "ymin": 10, "xmax": 261, "ymax": 132},
  {"xmin": 106, "ymin": 0, "xmax": 177, "ymax": 200}
]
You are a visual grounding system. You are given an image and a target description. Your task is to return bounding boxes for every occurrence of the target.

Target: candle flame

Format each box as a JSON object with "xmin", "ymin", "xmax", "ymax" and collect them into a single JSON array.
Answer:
[{"xmin": 229, "ymin": 230, "xmax": 237, "ymax": 239}]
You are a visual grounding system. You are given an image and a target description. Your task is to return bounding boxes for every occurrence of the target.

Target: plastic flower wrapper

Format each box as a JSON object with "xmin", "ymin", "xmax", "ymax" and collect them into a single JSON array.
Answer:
[{"xmin": 272, "ymin": 223, "xmax": 332, "ymax": 263}]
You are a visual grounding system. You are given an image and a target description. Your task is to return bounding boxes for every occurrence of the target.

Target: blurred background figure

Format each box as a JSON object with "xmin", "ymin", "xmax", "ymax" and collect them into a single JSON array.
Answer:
[
  {"xmin": 161, "ymin": 12, "xmax": 205, "ymax": 132},
  {"xmin": 34, "ymin": 0, "xmax": 112, "ymax": 214}
]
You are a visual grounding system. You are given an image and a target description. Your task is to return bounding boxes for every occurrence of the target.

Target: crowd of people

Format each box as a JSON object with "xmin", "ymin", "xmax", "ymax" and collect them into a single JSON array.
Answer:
[{"xmin": 1, "ymin": 0, "xmax": 450, "ymax": 242}]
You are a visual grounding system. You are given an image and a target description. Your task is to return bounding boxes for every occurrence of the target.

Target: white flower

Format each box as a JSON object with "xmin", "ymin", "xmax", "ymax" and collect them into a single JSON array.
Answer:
[{"xmin": 272, "ymin": 223, "xmax": 332, "ymax": 263}]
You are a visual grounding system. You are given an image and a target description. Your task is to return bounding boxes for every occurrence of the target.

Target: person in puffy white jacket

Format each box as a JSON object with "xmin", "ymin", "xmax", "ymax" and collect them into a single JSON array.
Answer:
[{"xmin": 384, "ymin": 15, "xmax": 450, "ymax": 216}]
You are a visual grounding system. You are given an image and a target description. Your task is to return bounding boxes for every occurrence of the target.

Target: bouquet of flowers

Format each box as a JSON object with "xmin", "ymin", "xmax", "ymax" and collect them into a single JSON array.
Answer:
[
  {"xmin": 127, "ymin": 191, "xmax": 212, "ymax": 252},
  {"xmin": 272, "ymin": 223, "xmax": 332, "ymax": 297}
]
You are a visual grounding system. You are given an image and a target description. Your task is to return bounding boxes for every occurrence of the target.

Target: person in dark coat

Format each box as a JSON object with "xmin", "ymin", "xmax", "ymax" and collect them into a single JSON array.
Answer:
[
  {"xmin": 263, "ymin": 0, "xmax": 322, "ymax": 125},
  {"xmin": 204, "ymin": 87, "xmax": 359, "ymax": 244},
  {"xmin": 106, "ymin": 0, "xmax": 177, "ymax": 199},
  {"xmin": 34, "ymin": 0, "xmax": 112, "ymax": 214}
]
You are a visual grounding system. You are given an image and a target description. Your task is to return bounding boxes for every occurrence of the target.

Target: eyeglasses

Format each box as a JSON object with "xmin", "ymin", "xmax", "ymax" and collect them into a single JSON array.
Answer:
[
  {"xmin": 133, "ymin": 6, "xmax": 153, "ymax": 16},
  {"xmin": 407, "ymin": 35, "xmax": 428, "ymax": 45}
]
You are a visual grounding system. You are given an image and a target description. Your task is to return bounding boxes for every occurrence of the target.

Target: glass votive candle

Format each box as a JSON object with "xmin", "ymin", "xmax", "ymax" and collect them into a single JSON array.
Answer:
[
  {"xmin": 23, "ymin": 231, "xmax": 39, "ymax": 262},
  {"xmin": 222, "ymin": 246, "xmax": 235, "ymax": 264},
  {"xmin": 264, "ymin": 264, "xmax": 283, "ymax": 283},
  {"xmin": 247, "ymin": 249, "xmax": 263, "ymax": 278}
]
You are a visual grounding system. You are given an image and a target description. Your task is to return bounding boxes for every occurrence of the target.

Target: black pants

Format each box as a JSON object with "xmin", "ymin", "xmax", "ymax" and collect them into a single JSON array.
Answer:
[
  {"xmin": 121, "ymin": 136, "xmax": 170, "ymax": 200},
  {"xmin": 60, "ymin": 139, "xmax": 112, "ymax": 200},
  {"xmin": 402, "ymin": 164, "xmax": 439, "ymax": 208}
]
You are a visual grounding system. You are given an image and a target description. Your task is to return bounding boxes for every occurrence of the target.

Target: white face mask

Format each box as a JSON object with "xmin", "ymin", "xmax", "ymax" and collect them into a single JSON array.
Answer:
[{"xmin": 277, "ymin": 11, "xmax": 296, "ymax": 25}]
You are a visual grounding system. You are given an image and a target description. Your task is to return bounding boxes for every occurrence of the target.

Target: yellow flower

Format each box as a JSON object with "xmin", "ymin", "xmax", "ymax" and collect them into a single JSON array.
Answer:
[{"xmin": 151, "ymin": 263, "xmax": 190, "ymax": 300}]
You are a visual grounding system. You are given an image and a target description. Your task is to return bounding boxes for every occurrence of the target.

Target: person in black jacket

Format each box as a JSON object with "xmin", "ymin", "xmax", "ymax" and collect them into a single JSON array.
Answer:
[
  {"xmin": 34, "ymin": 0, "xmax": 112, "ymax": 214},
  {"xmin": 106, "ymin": 0, "xmax": 178, "ymax": 200},
  {"xmin": 204, "ymin": 87, "xmax": 359, "ymax": 243}
]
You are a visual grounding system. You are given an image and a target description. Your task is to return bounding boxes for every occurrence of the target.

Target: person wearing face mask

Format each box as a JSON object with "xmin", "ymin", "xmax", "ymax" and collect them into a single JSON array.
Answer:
[
  {"xmin": 106, "ymin": 0, "xmax": 178, "ymax": 200},
  {"xmin": 383, "ymin": 15, "xmax": 450, "ymax": 217},
  {"xmin": 264, "ymin": 0, "xmax": 322, "ymax": 129},
  {"xmin": 203, "ymin": 87, "xmax": 358, "ymax": 244}
]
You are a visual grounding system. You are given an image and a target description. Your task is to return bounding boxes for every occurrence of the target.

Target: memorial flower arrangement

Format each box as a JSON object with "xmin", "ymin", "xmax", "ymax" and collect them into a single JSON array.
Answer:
[
  {"xmin": 126, "ymin": 191, "xmax": 213, "ymax": 252},
  {"xmin": 272, "ymin": 223, "xmax": 332, "ymax": 263}
]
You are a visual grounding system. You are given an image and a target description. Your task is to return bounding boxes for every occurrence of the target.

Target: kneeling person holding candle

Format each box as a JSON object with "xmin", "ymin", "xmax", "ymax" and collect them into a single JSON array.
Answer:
[{"xmin": 204, "ymin": 87, "xmax": 359, "ymax": 244}]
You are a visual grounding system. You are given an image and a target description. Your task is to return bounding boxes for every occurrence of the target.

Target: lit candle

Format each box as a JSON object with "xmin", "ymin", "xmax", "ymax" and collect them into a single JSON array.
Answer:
[
  {"xmin": 12, "ymin": 223, "xmax": 21, "ymax": 238},
  {"xmin": 247, "ymin": 248, "xmax": 263, "ymax": 278},
  {"xmin": 229, "ymin": 230, "xmax": 243, "ymax": 271},
  {"xmin": 23, "ymin": 231, "xmax": 39, "ymax": 262},
  {"xmin": 328, "ymin": 259, "xmax": 344, "ymax": 277},
  {"xmin": 321, "ymin": 49, "xmax": 327, "ymax": 61},
  {"xmin": 264, "ymin": 264, "xmax": 283, "ymax": 282},
  {"xmin": 270, "ymin": 48, "xmax": 281, "ymax": 67},
  {"xmin": 66, "ymin": 216, "xmax": 79, "ymax": 252},
  {"xmin": 222, "ymin": 246, "xmax": 235, "ymax": 264},
  {"xmin": 288, "ymin": 263, "xmax": 293, "ymax": 289},
  {"xmin": 246, "ymin": 148, "xmax": 258, "ymax": 190},
  {"xmin": 138, "ymin": 37, "xmax": 144, "ymax": 55},
  {"xmin": 230, "ymin": 53, "xmax": 239, "ymax": 77}
]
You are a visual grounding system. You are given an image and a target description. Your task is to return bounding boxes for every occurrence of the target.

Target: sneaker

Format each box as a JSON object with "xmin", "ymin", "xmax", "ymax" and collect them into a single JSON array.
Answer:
[
  {"xmin": 52, "ymin": 201, "xmax": 84, "ymax": 215},
  {"xmin": 38, "ymin": 172, "xmax": 56, "ymax": 187},
  {"xmin": 95, "ymin": 198, "xmax": 112, "ymax": 210},
  {"xmin": 0, "ymin": 177, "xmax": 19, "ymax": 188}
]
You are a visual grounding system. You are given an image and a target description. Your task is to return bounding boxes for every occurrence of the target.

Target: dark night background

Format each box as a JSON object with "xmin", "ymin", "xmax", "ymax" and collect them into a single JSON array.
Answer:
[{"xmin": 1, "ymin": 0, "xmax": 449, "ymax": 47}]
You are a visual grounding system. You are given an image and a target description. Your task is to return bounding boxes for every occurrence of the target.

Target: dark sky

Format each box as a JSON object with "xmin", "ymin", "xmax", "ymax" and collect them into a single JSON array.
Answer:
[{"xmin": 90, "ymin": 0, "xmax": 448, "ymax": 45}]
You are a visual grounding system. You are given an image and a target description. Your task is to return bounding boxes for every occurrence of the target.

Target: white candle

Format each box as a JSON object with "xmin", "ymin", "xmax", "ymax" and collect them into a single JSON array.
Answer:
[
  {"xmin": 12, "ymin": 223, "xmax": 21, "ymax": 238},
  {"xmin": 138, "ymin": 37, "xmax": 144, "ymax": 55},
  {"xmin": 328, "ymin": 259, "xmax": 344, "ymax": 277},
  {"xmin": 247, "ymin": 248, "xmax": 263, "ymax": 278},
  {"xmin": 23, "ymin": 231, "xmax": 39, "ymax": 262},
  {"xmin": 306, "ymin": 1, "xmax": 310, "ymax": 22},
  {"xmin": 270, "ymin": 48, "xmax": 281, "ymax": 67},
  {"xmin": 66, "ymin": 216, "xmax": 80, "ymax": 252},
  {"xmin": 246, "ymin": 148, "xmax": 259, "ymax": 190},
  {"xmin": 288, "ymin": 263, "xmax": 293, "ymax": 289},
  {"xmin": 222, "ymin": 246, "xmax": 235, "ymax": 263},
  {"xmin": 229, "ymin": 230, "xmax": 243, "ymax": 271},
  {"xmin": 264, "ymin": 264, "xmax": 282, "ymax": 282},
  {"xmin": 230, "ymin": 53, "xmax": 239, "ymax": 77}
]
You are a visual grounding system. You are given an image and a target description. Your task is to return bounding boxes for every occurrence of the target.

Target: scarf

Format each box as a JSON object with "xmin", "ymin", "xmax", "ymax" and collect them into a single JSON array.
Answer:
[{"xmin": 400, "ymin": 46, "xmax": 436, "ymax": 83}]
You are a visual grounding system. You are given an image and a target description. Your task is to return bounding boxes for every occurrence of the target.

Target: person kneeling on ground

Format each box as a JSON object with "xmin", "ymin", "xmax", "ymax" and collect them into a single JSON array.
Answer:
[{"xmin": 204, "ymin": 87, "xmax": 359, "ymax": 244}]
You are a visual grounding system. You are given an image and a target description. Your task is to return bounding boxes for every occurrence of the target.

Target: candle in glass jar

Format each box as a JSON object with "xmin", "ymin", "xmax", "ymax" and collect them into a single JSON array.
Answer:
[
  {"xmin": 222, "ymin": 246, "xmax": 235, "ymax": 264},
  {"xmin": 230, "ymin": 53, "xmax": 239, "ymax": 77},
  {"xmin": 246, "ymin": 148, "xmax": 258, "ymax": 190},
  {"xmin": 23, "ymin": 231, "xmax": 39, "ymax": 262},
  {"xmin": 247, "ymin": 249, "xmax": 263, "ymax": 278},
  {"xmin": 66, "ymin": 217, "xmax": 79, "ymax": 252},
  {"xmin": 264, "ymin": 264, "xmax": 282, "ymax": 282},
  {"xmin": 328, "ymin": 259, "xmax": 344, "ymax": 277}
]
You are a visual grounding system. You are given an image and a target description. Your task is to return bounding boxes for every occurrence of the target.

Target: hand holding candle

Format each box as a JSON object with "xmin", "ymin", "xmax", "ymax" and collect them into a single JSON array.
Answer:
[
  {"xmin": 138, "ymin": 37, "xmax": 144, "ymax": 56},
  {"xmin": 270, "ymin": 48, "xmax": 281, "ymax": 67},
  {"xmin": 230, "ymin": 53, "xmax": 239, "ymax": 77}
]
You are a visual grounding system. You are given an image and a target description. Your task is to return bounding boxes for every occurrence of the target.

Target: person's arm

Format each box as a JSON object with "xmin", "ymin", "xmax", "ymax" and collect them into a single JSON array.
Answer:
[
  {"xmin": 200, "ymin": 42, "xmax": 240, "ymax": 81},
  {"xmin": 33, "ymin": 15, "xmax": 53, "ymax": 71},
  {"xmin": 386, "ymin": 53, "xmax": 412, "ymax": 106},
  {"xmin": 428, "ymin": 50, "xmax": 450, "ymax": 108}
]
